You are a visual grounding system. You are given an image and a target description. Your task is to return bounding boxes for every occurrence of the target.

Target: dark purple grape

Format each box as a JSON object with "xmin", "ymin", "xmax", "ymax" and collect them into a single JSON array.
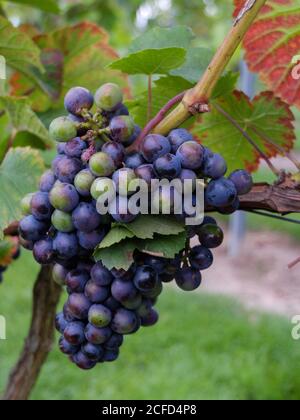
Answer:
[
  {"xmin": 64, "ymin": 86, "xmax": 94, "ymax": 115},
  {"xmin": 205, "ymin": 178, "xmax": 237, "ymax": 208},
  {"xmin": 104, "ymin": 333, "xmax": 123, "ymax": 350},
  {"xmin": 140, "ymin": 280, "xmax": 163, "ymax": 299},
  {"xmin": 111, "ymin": 279, "xmax": 141, "ymax": 310},
  {"xmin": 218, "ymin": 197, "xmax": 240, "ymax": 215},
  {"xmin": 81, "ymin": 342, "xmax": 104, "ymax": 361},
  {"xmin": 64, "ymin": 321, "xmax": 86, "ymax": 345},
  {"xmin": 136, "ymin": 299, "xmax": 153, "ymax": 317},
  {"xmin": 134, "ymin": 164, "xmax": 156, "ymax": 186},
  {"xmin": 113, "ymin": 103, "xmax": 129, "ymax": 117},
  {"xmin": 141, "ymin": 308, "xmax": 159, "ymax": 327},
  {"xmin": 33, "ymin": 238, "xmax": 54, "ymax": 264},
  {"xmin": 109, "ymin": 196, "xmax": 137, "ymax": 223},
  {"xmin": 109, "ymin": 116, "xmax": 135, "ymax": 143},
  {"xmin": 65, "ymin": 137, "xmax": 87, "ymax": 158},
  {"xmin": 72, "ymin": 351, "xmax": 97, "ymax": 370},
  {"xmin": 19, "ymin": 215, "xmax": 49, "ymax": 242},
  {"xmin": 102, "ymin": 142, "xmax": 125, "ymax": 167},
  {"xmin": 168, "ymin": 128, "xmax": 193, "ymax": 153},
  {"xmin": 49, "ymin": 183, "xmax": 79, "ymax": 212},
  {"xmin": 72, "ymin": 202, "xmax": 101, "ymax": 233},
  {"xmin": 176, "ymin": 141, "xmax": 204, "ymax": 170},
  {"xmin": 180, "ymin": 169, "xmax": 197, "ymax": 190},
  {"xmin": 39, "ymin": 170, "xmax": 56, "ymax": 192},
  {"xmin": 124, "ymin": 152, "xmax": 146, "ymax": 170},
  {"xmin": 55, "ymin": 312, "xmax": 68, "ymax": 334},
  {"xmin": 198, "ymin": 224, "xmax": 224, "ymax": 248},
  {"xmin": 203, "ymin": 216, "xmax": 217, "ymax": 225},
  {"xmin": 59, "ymin": 337, "xmax": 80, "ymax": 355},
  {"xmin": 88, "ymin": 304, "xmax": 112, "ymax": 328},
  {"xmin": 77, "ymin": 229, "xmax": 106, "ymax": 250},
  {"xmin": 31, "ymin": 192, "xmax": 53, "ymax": 221},
  {"xmin": 133, "ymin": 266, "xmax": 159, "ymax": 293},
  {"xmin": 229, "ymin": 170, "xmax": 253, "ymax": 195},
  {"xmin": 102, "ymin": 348, "xmax": 119, "ymax": 362},
  {"xmin": 141, "ymin": 134, "xmax": 171, "ymax": 163},
  {"xmin": 85, "ymin": 280, "xmax": 109, "ymax": 303},
  {"xmin": 54, "ymin": 156, "xmax": 83, "ymax": 184},
  {"xmin": 67, "ymin": 293, "xmax": 91, "ymax": 320},
  {"xmin": 91, "ymin": 262, "xmax": 113, "ymax": 286},
  {"xmin": 202, "ymin": 153, "xmax": 227, "ymax": 179},
  {"xmin": 111, "ymin": 308, "xmax": 140, "ymax": 335},
  {"xmin": 63, "ymin": 302, "xmax": 77, "ymax": 322},
  {"xmin": 175, "ymin": 267, "xmax": 202, "ymax": 291},
  {"xmin": 53, "ymin": 232, "xmax": 79, "ymax": 259},
  {"xmin": 104, "ymin": 297, "xmax": 121, "ymax": 312},
  {"xmin": 65, "ymin": 269, "xmax": 90, "ymax": 293},
  {"xmin": 85, "ymin": 324, "xmax": 112, "ymax": 344},
  {"xmin": 57, "ymin": 143, "xmax": 66, "ymax": 155},
  {"xmin": 154, "ymin": 153, "xmax": 182, "ymax": 180},
  {"xmin": 189, "ymin": 245, "xmax": 213, "ymax": 270}
]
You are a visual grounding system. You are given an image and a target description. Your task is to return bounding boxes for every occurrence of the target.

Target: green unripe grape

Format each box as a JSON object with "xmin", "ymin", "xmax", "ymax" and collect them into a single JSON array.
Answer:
[
  {"xmin": 52, "ymin": 264, "xmax": 68, "ymax": 286},
  {"xmin": 51, "ymin": 210, "xmax": 74, "ymax": 233},
  {"xmin": 21, "ymin": 193, "xmax": 35, "ymax": 215},
  {"xmin": 49, "ymin": 117, "xmax": 77, "ymax": 143},
  {"xmin": 89, "ymin": 152, "xmax": 116, "ymax": 177},
  {"xmin": 74, "ymin": 169, "xmax": 95, "ymax": 197},
  {"xmin": 91, "ymin": 178, "xmax": 115, "ymax": 202},
  {"xmin": 95, "ymin": 83, "xmax": 123, "ymax": 112}
]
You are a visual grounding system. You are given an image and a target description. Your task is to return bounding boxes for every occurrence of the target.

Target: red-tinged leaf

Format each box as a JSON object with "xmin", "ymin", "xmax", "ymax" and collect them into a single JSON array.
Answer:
[
  {"xmin": 9, "ymin": 22, "xmax": 129, "ymax": 112},
  {"xmin": 192, "ymin": 90, "xmax": 295, "ymax": 173},
  {"xmin": 233, "ymin": 0, "xmax": 300, "ymax": 108}
]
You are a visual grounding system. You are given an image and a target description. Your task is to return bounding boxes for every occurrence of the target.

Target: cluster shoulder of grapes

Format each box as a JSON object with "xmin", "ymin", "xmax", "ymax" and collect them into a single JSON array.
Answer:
[{"xmin": 19, "ymin": 83, "xmax": 253, "ymax": 370}]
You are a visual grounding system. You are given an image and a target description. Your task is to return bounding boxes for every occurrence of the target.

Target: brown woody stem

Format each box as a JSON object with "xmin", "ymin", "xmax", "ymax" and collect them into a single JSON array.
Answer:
[
  {"xmin": 3, "ymin": 266, "xmax": 61, "ymax": 400},
  {"xmin": 153, "ymin": 0, "xmax": 267, "ymax": 135}
]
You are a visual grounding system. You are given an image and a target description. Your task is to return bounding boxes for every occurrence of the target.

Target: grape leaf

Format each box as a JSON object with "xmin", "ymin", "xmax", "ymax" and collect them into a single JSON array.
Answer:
[
  {"xmin": 142, "ymin": 232, "xmax": 187, "ymax": 258},
  {"xmin": 0, "ymin": 148, "xmax": 45, "ymax": 238},
  {"xmin": 95, "ymin": 232, "xmax": 186, "ymax": 270},
  {"xmin": 9, "ymin": 22, "xmax": 129, "ymax": 112},
  {"xmin": 0, "ymin": 97, "xmax": 52, "ymax": 147},
  {"xmin": 127, "ymin": 73, "xmax": 238, "ymax": 128},
  {"xmin": 192, "ymin": 90, "xmax": 295, "ymax": 173},
  {"xmin": 108, "ymin": 48, "xmax": 186, "ymax": 76},
  {"xmin": 170, "ymin": 47, "xmax": 213, "ymax": 83},
  {"xmin": 233, "ymin": 0, "xmax": 300, "ymax": 108},
  {"xmin": 129, "ymin": 26, "xmax": 195, "ymax": 53},
  {"xmin": 0, "ymin": 16, "xmax": 43, "ymax": 76},
  {"xmin": 6, "ymin": 0, "xmax": 60, "ymax": 13},
  {"xmin": 125, "ymin": 215, "xmax": 185, "ymax": 240},
  {"xmin": 99, "ymin": 226, "xmax": 135, "ymax": 249}
]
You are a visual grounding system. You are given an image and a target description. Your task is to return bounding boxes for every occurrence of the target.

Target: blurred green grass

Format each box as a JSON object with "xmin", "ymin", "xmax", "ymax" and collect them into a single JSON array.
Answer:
[{"xmin": 0, "ymin": 252, "xmax": 300, "ymax": 400}]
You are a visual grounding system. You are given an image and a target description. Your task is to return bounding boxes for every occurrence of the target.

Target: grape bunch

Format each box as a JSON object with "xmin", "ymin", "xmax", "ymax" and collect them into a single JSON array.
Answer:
[
  {"xmin": 18, "ymin": 82, "xmax": 253, "ymax": 370},
  {"xmin": 0, "ymin": 237, "xmax": 21, "ymax": 284}
]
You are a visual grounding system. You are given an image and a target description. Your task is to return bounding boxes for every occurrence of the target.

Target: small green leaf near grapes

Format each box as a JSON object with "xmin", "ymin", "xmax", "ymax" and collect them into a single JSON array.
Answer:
[
  {"xmin": 125, "ymin": 215, "xmax": 185, "ymax": 240},
  {"xmin": 170, "ymin": 47, "xmax": 213, "ymax": 83},
  {"xmin": 98, "ymin": 226, "xmax": 135, "ymax": 249}
]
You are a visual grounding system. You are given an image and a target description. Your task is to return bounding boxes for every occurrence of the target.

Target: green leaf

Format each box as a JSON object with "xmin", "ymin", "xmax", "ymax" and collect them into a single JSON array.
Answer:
[
  {"xmin": 94, "ymin": 230, "xmax": 187, "ymax": 271},
  {"xmin": 192, "ymin": 91, "xmax": 296, "ymax": 173},
  {"xmin": 127, "ymin": 75, "xmax": 193, "ymax": 128},
  {"xmin": 99, "ymin": 226, "xmax": 135, "ymax": 249},
  {"xmin": 0, "ymin": 147, "xmax": 45, "ymax": 237},
  {"xmin": 170, "ymin": 47, "xmax": 213, "ymax": 83},
  {"xmin": 129, "ymin": 25, "xmax": 194, "ymax": 53},
  {"xmin": 0, "ymin": 97, "xmax": 52, "ymax": 148},
  {"xmin": 125, "ymin": 215, "xmax": 185, "ymax": 240},
  {"xmin": 108, "ymin": 48, "xmax": 186, "ymax": 76},
  {"xmin": 94, "ymin": 238, "xmax": 141, "ymax": 270},
  {"xmin": 0, "ymin": 16, "xmax": 43, "ymax": 75},
  {"xmin": 6, "ymin": 0, "xmax": 60, "ymax": 13},
  {"xmin": 143, "ymin": 232, "xmax": 187, "ymax": 259}
]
